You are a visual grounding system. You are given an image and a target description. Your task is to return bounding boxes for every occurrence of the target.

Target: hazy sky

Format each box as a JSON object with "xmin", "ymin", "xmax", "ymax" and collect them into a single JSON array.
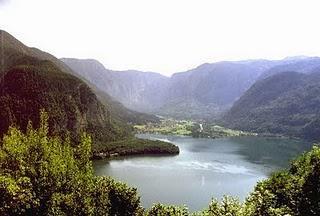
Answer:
[{"xmin": 1, "ymin": 0, "xmax": 320, "ymax": 75}]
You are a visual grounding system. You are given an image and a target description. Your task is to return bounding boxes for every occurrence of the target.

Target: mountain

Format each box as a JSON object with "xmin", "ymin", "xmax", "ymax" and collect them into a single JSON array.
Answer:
[
  {"xmin": 62, "ymin": 55, "xmax": 320, "ymax": 121},
  {"xmin": 158, "ymin": 61, "xmax": 278, "ymax": 119},
  {"xmin": 222, "ymin": 71, "xmax": 320, "ymax": 141},
  {"xmin": 61, "ymin": 58, "xmax": 169, "ymax": 114},
  {"xmin": 0, "ymin": 30, "xmax": 132, "ymax": 146},
  {"xmin": 109, "ymin": 70, "xmax": 170, "ymax": 112},
  {"xmin": 62, "ymin": 58, "xmax": 280, "ymax": 120},
  {"xmin": 259, "ymin": 57, "xmax": 320, "ymax": 80},
  {"xmin": 60, "ymin": 58, "xmax": 161, "ymax": 124}
]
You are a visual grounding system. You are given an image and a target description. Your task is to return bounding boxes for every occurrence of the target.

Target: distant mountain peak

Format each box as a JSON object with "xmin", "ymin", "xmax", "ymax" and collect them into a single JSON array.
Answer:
[{"xmin": 283, "ymin": 55, "xmax": 312, "ymax": 61}]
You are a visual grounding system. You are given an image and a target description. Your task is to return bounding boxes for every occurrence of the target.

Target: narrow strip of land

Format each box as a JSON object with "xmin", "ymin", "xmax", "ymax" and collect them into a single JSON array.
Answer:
[{"xmin": 134, "ymin": 118, "xmax": 256, "ymax": 138}]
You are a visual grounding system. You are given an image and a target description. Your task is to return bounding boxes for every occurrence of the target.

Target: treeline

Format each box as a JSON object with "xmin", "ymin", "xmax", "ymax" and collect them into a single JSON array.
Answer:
[
  {"xmin": 1, "ymin": 112, "xmax": 320, "ymax": 215},
  {"xmin": 93, "ymin": 138, "xmax": 179, "ymax": 159},
  {"xmin": 0, "ymin": 111, "xmax": 142, "ymax": 215},
  {"xmin": 191, "ymin": 124, "xmax": 256, "ymax": 139},
  {"xmin": 222, "ymin": 72, "xmax": 320, "ymax": 142}
]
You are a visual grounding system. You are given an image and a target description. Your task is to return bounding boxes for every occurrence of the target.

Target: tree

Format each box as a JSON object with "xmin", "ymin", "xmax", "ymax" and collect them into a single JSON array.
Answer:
[
  {"xmin": 147, "ymin": 203, "xmax": 189, "ymax": 216},
  {"xmin": 0, "ymin": 111, "xmax": 142, "ymax": 215},
  {"xmin": 245, "ymin": 146, "xmax": 320, "ymax": 216}
]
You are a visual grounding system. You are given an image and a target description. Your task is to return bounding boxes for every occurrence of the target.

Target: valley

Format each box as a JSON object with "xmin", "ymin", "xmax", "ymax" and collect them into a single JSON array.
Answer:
[
  {"xmin": 1, "ymin": 28, "xmax": 320, "ymax": 215},
  {"xmin": 0, "ymin": 30, "xmax": 179, "ymax": 159},
  {"xmin": 134, "ymin": 118, "xmax": 256, "ymax": 138},
  {"xmin": 62, "ymin": 55, "xmax": 320, "ymax": 142}
]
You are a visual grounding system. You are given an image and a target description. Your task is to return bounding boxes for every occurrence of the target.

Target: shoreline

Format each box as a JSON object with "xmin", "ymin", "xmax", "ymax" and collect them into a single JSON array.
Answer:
[{"xmin": 92, "ymin": 137, "xmax": 180, "ymax": 160}]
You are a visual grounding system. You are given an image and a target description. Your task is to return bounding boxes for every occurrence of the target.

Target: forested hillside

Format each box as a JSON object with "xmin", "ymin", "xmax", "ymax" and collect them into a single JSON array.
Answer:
[
  {"xmin": 62, "ymin": 59, "xmax": 279, "ymax": 120},
  {"xmin": 157, "ymin": 61, "xmax": 273, "ymax": 119},
  {"xmin": 60, "ymin": 58, "xmax": 161, "ymax": 123},
  {"xmin": 0, "ymin": 30, "xmax": 176, "ymax": 156},
  {"xmin": 223, "ymin": 71, "xmax": 320, "ymax": 141},
  {"xmin": 259, "ymin": 56, "xmax": 320, "ymax": 80},
  {"xmin": 0, "ymin": 30, "xmax": 132, "ymax": 145},
  {"xmin": 62, "ymin": 56, "xmax": 320, "ymax": 121},
  {"xmin": 1, "ymin": 114, "xmax": 320, "ymax": 215},
  {"xmin": 61, "ymin": 58, "xmax": 169, "ymax": 113}
]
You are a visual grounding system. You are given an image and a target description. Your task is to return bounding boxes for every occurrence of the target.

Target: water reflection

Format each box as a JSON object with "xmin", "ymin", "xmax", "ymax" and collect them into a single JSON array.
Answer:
[{"xmin": 93, "ymin": 134, "xmax": 311, "ymax": 211}]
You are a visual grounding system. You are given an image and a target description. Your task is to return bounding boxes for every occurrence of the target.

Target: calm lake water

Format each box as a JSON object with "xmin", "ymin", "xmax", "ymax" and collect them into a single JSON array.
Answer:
[{"xmin": 93, "ymin": 134, "xmax": 312, "ymax": 211}]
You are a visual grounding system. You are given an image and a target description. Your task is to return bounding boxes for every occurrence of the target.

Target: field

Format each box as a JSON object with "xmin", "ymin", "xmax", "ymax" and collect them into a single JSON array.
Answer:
[
  {"xmin": 134, "ymin": 118, "xmax": 257, "ymax": 138},
  {"xmin": 134, "ymin": 119, "xmax": 193, "ymax": 135}
]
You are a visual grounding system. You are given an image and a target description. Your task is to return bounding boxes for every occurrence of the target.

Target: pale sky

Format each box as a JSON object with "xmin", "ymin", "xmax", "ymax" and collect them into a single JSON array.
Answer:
[{"xmin": 1, "ymin": 0, "xmax": 320, "ymax": 76}]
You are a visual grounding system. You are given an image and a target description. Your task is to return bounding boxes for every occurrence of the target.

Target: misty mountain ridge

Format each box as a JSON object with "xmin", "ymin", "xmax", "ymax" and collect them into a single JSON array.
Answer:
[
  {"xmin": 6, "ymin": 27, "xmax": 320, "ymax": 140},
  {"xmin": 0, "ymin": 30, "xmax": 162, "ymax": 150},
  {"xmin": 62, "ymin": 55, "xmax": 320, "ymax": 120}
]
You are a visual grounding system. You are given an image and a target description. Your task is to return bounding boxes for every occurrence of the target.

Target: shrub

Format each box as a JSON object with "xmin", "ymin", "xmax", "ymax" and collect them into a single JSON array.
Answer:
[
  {"xmin": 0, "ymin": 111, "xmax": 142, "ymax": 215},
  {"xmin": 147, "ymin": 203, "xmax": 189, "ymax": 216}
]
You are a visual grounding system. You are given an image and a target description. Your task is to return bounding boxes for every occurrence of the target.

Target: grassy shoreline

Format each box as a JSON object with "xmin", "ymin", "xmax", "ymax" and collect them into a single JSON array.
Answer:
[
  {"xmin": 94, "ymin": 118, "xmax": 258, "ymax": 160},
  {"xmin": 134, "ymin": 118, "xmax": 257, "ymax": 139}
]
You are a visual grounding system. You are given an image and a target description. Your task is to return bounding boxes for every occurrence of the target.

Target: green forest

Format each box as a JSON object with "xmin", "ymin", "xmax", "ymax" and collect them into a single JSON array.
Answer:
[
  {"xmin": 1, "ymin": 112, "xmax": 320, "ymax": 216},
  {"xmin": 1, "ymin": 26, "xmax": 320, "ymax": 216}
]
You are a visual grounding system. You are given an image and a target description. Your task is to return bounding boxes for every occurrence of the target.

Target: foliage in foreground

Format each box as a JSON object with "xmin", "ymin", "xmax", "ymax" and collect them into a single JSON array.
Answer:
[
  {"xmin": 1, "ymin": 111, "xmax": 320, "ymax": 215},
  {"xmin": 0, "ymin": 111, "xmax": 142, "ymax": 215}
]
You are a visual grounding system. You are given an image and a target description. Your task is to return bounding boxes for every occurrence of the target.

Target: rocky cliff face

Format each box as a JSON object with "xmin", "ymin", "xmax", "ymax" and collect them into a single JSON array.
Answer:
[{"xmin": 109, "ymin": 70, "xmax": 170, "ymax": 112}]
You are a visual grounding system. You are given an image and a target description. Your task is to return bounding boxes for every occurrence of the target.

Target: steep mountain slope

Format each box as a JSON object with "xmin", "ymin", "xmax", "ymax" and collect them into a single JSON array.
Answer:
[
  {"xmin": 166, "ymin": 61, "xmax": 272, "ymax": 105},
  {"xmin": 61, "ymin": 58, "xmax": 169, "ymax": 113},
  {"xmin": 62, "ymin": 58, "xmax": 279, "ymax": 119},
  {"xmin": 0, "ymin": 30, "xmax": 130, "ymax": 145},
  {"xmin": 0, "ymin": 30, "xmax": 77, "ymax": 76},
  {"xmin": 60, "ymin": 58, "xmax": 159, "ymax": 123},
  {"xmin": 94, "ymin": 88, "xmax": 159, "ymax": 124},
  {"xmin": 223, "ymin": 71, "xmax": 320, "ymax": 140},
  {"xmin": 158, "ymin": 61, "xmax": 278, "ymax": 119},
  {"xmin": 59, "ymin": 58, "xmax": 114, "ymax": 88},
  {"xmin": 110, "ymin": 70, "xmax": 170, "ymax": 112},
  {"xmin": 62, "ymin": 55, "xmax": 320, "ymax": 121},
  {"xmin": 259, "ymin": 57, "xmax": 320, "ymax": 80}
]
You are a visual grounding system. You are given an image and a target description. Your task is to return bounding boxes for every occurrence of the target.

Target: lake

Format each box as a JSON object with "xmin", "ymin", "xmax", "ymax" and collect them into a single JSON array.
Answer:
[{"xmin": 93, "ymin": 134, "xmax": 312, "ymax": 211}]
